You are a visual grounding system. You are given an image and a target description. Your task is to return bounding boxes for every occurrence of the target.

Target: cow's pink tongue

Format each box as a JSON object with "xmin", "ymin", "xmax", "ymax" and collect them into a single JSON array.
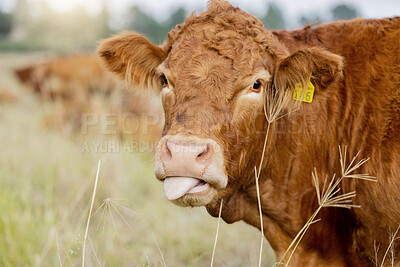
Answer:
[{"xmin": 163, "ymin": 177, "xmax": 201, "ymax": 200}]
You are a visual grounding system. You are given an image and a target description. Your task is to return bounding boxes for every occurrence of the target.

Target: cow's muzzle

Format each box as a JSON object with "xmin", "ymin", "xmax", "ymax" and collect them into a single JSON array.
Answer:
[{"xmin": 155, "ymin": 134, "xmax": 227, "ymax": 206}]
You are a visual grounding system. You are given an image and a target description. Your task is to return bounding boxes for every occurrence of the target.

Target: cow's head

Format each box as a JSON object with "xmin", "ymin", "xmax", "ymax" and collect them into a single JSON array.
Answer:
[
  {"xmin": 98, "ymin": 0, "xmax": 343, "ymax": 213},
  {"xmin": 15, "ymin": 65, "xmax": 48, "ymax": 94}
]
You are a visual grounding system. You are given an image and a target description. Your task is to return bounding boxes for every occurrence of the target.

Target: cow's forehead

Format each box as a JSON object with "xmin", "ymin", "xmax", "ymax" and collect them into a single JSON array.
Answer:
[
  {"xmin": 169, "ymin": 44, "xmax": 234, "ymax": 82},
  {"xmin": 164, "ymin": 28, "xmax": 272, "ymax": 95},
  {"xmin": 164, "ymin": 39, "xmax": 270, "ymax": 101}
]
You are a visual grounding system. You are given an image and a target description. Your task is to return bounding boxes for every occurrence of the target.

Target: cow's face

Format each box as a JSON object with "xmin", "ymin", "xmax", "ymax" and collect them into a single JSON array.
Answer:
[
  {"xmin": 98, "ymin": 0, "xmax": 343, "ymax": 209},
  {"xmin": 15, "ymin": 65, "xmax": 48, "ymax": 94}
]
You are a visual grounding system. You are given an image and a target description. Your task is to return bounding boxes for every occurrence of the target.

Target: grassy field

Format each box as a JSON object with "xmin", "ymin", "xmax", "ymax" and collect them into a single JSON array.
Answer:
[{"xmin": 0, "ymin": 53, "xmax": 275, "ymax": 266}]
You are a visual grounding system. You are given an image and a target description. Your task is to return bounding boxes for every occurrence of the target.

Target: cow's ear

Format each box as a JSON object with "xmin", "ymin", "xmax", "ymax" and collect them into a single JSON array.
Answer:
[
  {"xmin": 97, "ymin": 32, "xmax": 168, "ymax": 90},
  {"xmin": 274, "ymin": 47, "xmax": 343, "ymax": 94}
]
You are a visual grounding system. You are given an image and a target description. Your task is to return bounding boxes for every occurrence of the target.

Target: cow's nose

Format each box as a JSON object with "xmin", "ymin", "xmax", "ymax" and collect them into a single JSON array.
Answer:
[{"xmin": 160, "ymin": 140, "xmax": 213, "ymax": 178}]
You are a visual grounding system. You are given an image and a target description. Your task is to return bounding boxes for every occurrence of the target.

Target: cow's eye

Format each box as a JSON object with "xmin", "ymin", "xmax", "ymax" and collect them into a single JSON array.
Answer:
[
  {"xmin": 160, "ymin": 74, "xmax": 168, "ymax": 87},
  {"xmin": 251, "ymin": 80, "xmax": 262, "ymax": 93}
]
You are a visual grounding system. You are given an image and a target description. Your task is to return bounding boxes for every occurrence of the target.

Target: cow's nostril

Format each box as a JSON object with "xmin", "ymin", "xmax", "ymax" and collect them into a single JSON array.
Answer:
[
  {"xmin": 197, "ymin": 144, "xmax": 210, "ymax": 160},
  {"xmin": 162, "ymin": 140, "xmax": 172, "ymax": 160}
]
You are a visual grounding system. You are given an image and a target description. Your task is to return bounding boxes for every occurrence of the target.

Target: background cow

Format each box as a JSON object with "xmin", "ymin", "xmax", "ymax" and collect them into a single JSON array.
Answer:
[
  {"xmin": 14, "ymin": 54, "xmax": 117, "ymax": 101},
  {"xmin": 14, "ymin": 54, "xmax": 163, "ymax": 140},
  {"xmin": 98, "ymin": 0, "xmax": 400, "ymax": 265}
]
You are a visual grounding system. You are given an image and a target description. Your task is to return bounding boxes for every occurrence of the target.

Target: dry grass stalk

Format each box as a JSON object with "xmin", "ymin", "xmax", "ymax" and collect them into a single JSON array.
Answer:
[
  {"xmin": 252, "ymin": 84, "xmax": 299, "ymax": 266},
  {"xmin": 92, "ymin": 197, "xmax": 135, "ymax": 235},
  {"xmin": 210, "ymin": 199, "xmax": 223, "ymax": 267},
  {"xmin": 152, "ymin": 231, "xmax": 167, "ymax": 267},
  {"xmin": 56, "ymin": 232, "xmax": 63, "ymax": 267},
  {"xmin": 37, "ymin": 226, "xmax": 56, "ymax": 266},
  {"xmin": 209, "ymin": 80, "xmax": 296, "ymax": 266},
  {"xmin": 254, "ymin": 167, "xmax": 265, "ymax": 267},
  {"xmin": 374, "ymin": 240, "xmax": 380, "ymax": 266},
  {"xmin": 143, "ymin": 252, "xmax": 151, "ymax": 266},
  {"xmin": 88, "ymin": 237, "xmax": 102, "ymax": 267},
  {"xmin": 264, "ymin": 83, "xmax": 299, "ymax": 124},
  {"xmin": 62, "ymin": 245, "xmax": 72, "ymax": 263},
  {"xmin": 82, "ymin": 159, "xmax": 101, "ymax": 267},
  {"xmin": 379, "ymin": 225, "xmax": 400, "ymax": 267},
  {"xmin": 275, "ymin": 146, "xmax": 377, "ymax": 266}
]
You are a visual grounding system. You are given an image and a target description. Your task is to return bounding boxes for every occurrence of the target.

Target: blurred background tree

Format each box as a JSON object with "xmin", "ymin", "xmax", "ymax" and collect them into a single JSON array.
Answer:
[
  {"xmin": 332, "ymin": 4, "xmax": 358, "ymax": 20},
  {"xmin": 126, "ymin": 6, "xmax": 187, "ymax": 44},
  {"xmin": 299, "ymin": 3, "xmax": 358, "ymax": 27},
  {"xmin": 168, "ymin": 7, "xmax": 187, "ymax": 30},
  {"xmin": 0, "ymin": 10, "xmax": 12, "ymax": 37},
  {"xmin": 9, "ymin": 0, "xmax": 30, "ymax": 42},
  {"xmin": 94, "ymin": 1, "xmax": 112, "ymax": 40},
  {"xmin": 125, "ymin": 6, "xmax": 165, "ymax": 44},
  {"xmin": 260, "ymin": 3, "xmax": 285, "ymax": 29}
]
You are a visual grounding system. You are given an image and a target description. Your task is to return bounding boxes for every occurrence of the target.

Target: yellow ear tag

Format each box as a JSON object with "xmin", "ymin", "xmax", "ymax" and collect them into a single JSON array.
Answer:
[{"xmin": 293, "ymin": 76, "xmax": 314, "ymax": 103}]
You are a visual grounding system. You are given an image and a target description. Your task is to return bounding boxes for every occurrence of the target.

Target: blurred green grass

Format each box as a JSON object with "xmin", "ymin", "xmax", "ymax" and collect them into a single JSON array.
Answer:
[{"xmin": 0, "ymin": 53, "xmax": 275, "ymax": 266}]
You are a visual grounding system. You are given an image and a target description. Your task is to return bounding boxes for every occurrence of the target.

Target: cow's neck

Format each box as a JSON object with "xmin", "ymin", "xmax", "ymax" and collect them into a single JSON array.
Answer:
[{"xmin": 237, "ymin": 100, "xmax": 362, "ymax": 265}]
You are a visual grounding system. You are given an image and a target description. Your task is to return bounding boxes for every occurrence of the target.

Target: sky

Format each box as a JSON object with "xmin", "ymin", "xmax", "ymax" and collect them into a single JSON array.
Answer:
[{"xmin": 1, "ymin": 0, "xmax": 400, "ymax": 29}]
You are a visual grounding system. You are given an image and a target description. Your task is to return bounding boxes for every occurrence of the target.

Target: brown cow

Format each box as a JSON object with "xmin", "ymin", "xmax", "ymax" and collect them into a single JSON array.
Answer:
[
  {"xmin": 14, "ymin": 54, "xmax": 163, "ymax": 139},
  {"xmin": 14, "ymin": 54, "xmax": 117, "ymax": 101},
  {"xmin": 98, "ymin": 0, "xmax": 400, "ymax": 265}
]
